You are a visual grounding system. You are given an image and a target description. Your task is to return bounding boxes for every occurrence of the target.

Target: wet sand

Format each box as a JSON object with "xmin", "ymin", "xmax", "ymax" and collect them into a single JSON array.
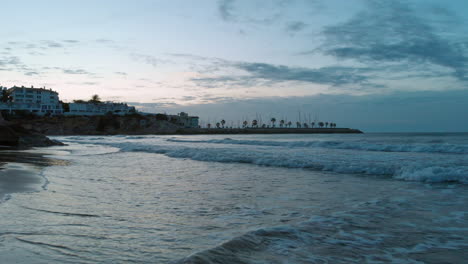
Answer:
[{"xmin": 0, "ymin": 150, "xmax": 68, "ymax": 202}]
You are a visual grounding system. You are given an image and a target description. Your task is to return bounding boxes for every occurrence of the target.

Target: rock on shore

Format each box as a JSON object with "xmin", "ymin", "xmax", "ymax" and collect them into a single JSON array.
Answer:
[{"xmin": 0, "ymin": 124, "xmax": 63, "ymax": 148}]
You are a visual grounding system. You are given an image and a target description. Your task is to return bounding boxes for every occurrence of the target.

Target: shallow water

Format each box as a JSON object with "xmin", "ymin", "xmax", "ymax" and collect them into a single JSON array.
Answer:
[{"xmin": 0, "ymin": 133, "xmax": 467, "ymax": 263}]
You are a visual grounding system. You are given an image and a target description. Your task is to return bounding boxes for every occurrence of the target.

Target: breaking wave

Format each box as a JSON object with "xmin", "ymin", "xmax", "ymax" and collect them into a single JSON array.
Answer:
[
  {"xmin": 107, "ymin": 142, "xmax": 468, "ymax": 184},
  {"xmin": 166, "ymin": 138, "xmax": 468, "ymax": 154},
  {"xmin": 57, "ymin": 135, "xmax": 468, "ymax": 184}
]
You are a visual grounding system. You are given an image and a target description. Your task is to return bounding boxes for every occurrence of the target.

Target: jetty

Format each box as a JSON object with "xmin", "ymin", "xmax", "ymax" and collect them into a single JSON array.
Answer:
[{"xmin": 176, "ymin": 128, "xmax": 363, "ymax": 135}]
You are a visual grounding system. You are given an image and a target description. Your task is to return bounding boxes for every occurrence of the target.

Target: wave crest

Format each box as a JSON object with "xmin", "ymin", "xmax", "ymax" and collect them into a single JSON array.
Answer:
[{"xmin": 166, "ymin": 138, "xmax": 468, "ymax": 154}]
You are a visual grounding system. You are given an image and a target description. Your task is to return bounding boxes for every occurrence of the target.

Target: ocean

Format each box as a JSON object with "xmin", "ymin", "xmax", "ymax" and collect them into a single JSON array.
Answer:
[{"xmin": 1, "ymin": 133, "xmax": 467, "ymax": 263}]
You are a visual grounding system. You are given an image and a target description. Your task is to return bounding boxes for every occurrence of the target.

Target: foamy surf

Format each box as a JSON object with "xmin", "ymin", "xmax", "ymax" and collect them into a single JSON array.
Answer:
[{"xmin": 56, "ymin": 134, "xmax": 468, "ymax": 184}]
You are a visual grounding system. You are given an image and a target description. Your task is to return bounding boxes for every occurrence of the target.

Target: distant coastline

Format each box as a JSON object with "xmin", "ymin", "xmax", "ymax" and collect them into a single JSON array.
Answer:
[{"xmin": 175, "ymin": 127, "xmax": 363, "ymax": 135}]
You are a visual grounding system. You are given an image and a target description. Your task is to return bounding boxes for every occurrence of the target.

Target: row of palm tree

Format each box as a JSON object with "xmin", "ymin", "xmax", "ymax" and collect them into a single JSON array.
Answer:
[{"xmin": 205, "ymin": 119, "xmax": 337, "ymax": 129}]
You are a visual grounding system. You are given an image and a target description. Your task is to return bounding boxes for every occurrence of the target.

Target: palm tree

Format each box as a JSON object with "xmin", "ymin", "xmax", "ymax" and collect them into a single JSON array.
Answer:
[
  {"xmin": 221, "ymin": 119, "xmax": 226, "ymax": 128},
  {"xmin": 1, "ymin": 89, "xmax": 11, "ymax": 102},
  {"xmin": 271, "ymin": 118, "xmax": 276, "ymax": 128},
  {"xmin": 280, "ymin": 120, "xmax": 285, "ymax": 128},
  {"xmin": 216, "ymin": 122, "xmax": 220, "ymax": 128},
  {"xmin": 319, "ymin": 122, "xmax": 324, "ymax": 128},
  {"xmin": 303, "ymin": 123, "xmax": 309, "ymax": 128},
  {"xmin": 207, "ymin": 123, "xmax": 211, "ymax": 129},
  {"xmin": 311, "ymin": 122, "xmax": 315, "ymax": 128},
  {"xmin": 90, "ymin": 94, "xmax": 101, "ymax": 103},
  {"xmin": 296, "ymin": 122, "xmax": 301, "ymax": 128},
  {"xmin": 252, "ymin": 120, "xmax": 258, "ymax": 128},
  {"xmin": 287, "ymin": 121, "xmax": 292, "ymax": 128},
  {"xmin": 325, "ymin": 122, "xmax": 329, "ymax": 128},
  {"xmin": 243, "ymin": 120, "xmax": 248, "ymax": 128}
]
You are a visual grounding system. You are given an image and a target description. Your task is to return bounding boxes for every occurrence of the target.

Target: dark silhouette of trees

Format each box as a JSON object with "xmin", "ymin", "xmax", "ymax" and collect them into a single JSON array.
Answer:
[
  {"xmin": 216, "ymin": 122, "xmax": 220, "ymax": 128},
  {"xmin": 287, "ymin": 121, "xmax": 292, "ymax": 128},
  {"xmin": 279, "ymin": 120, "xmax": 285, "ymax": 128},
  {"xmin": 90, "ymin": 94, "xmax": 101, "ymax": 103},
  {"xmin": 221, "ymin": 119, "xmax": 226, "ymax": 128},
  {"xmin": 252, "ymin": 120, "xmax": 258, "ymax": 128},
  {"xmin": 311, "ymin": 122, "xmax": 315, "ymax": 128},
  {"xmin": 296, "ymin": 122, "xmax": 301, "ymax": 128},
  {"xmin": 319, "ymin": 122, "xmax": 324, "ymax": 128},
  {"xmin": 242, "ymin": 120, "xmax": 248, "ymax": 128},
  {"xmin": 271, "ymin": 118, "xmax": 276, "ymax": 128},
  {"xmin": 207, "ymin": 123, "xmax": 211, "ymax": 129},
  {"xmin": 1, "ymin": 89, "xmax": 11, "ymax": 102}
]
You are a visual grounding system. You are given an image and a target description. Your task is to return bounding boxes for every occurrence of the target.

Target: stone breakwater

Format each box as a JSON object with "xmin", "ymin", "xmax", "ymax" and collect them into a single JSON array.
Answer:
[{"xmin": 175, "ymin": 128, "xmax": 363, "ymax": 135}]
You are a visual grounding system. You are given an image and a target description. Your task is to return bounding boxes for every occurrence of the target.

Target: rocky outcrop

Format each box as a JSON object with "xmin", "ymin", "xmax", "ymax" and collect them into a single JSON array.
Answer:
[
  {"xmin": 12, "ymin": 115, "xmax": 182, "ymax": 136},
  {"xmin": 1, "ymin": 111, "xmax": 64, "ymax": 148},
  {"xmin": 0, "ymin": 125, "xmax": 19, "ymax": 146}
]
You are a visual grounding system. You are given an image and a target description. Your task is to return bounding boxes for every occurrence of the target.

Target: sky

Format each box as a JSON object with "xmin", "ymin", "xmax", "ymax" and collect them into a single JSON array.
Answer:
[{"xmin": 1, "ymin": 0, "xmax": 468, "ymax": 132}]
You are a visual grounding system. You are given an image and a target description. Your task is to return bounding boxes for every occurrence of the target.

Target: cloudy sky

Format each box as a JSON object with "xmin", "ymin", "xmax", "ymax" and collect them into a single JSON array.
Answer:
[{"xmin": 1, "ymin": 0, "xmax": 467, "ymax": 131}]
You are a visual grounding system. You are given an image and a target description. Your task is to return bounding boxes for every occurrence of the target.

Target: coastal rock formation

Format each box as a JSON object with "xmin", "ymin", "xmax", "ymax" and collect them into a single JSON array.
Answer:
[
  {"xmin": 0, "ymin": 125, "xmax": 19, "ymax": 146},
  {"xmin": 9, "ymin": 114, "xmax": 182, "ymax": 136},
  {"xmin": 0, "ymin": 124, "xmax": 63, "ymax": 148}
]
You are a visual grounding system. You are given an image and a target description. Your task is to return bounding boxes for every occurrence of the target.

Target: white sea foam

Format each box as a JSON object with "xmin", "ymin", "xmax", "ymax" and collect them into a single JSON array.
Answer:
[
  {"xmin": 58, "ymin": 135, "xmax": 468, "ymax": 184},
  {"xmin": 166, "ymin": 138, "xmax": 468, "ymax": 154},
  {"xmin": 102, "ymin": 142, "xmax": 468, "ymax": 184}
]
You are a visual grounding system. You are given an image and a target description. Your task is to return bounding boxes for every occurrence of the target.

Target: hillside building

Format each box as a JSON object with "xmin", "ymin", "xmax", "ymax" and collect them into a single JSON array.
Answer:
[
  {"xmin": 168, "ymin": 112, "xmax": 199, "ymax": 128},
  {"xmin": 0, "ymin": 86, "xmax": 63, "ymax": 115},
  {"xmin": 65, "ymin": 102, "xmax": 136, "ymax": 116}
]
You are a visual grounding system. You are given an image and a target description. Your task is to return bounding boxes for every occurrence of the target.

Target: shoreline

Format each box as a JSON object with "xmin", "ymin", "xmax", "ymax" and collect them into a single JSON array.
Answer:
[{"xmin": 0, "ymin": 149, "xmax": 68, "ymax": 203}]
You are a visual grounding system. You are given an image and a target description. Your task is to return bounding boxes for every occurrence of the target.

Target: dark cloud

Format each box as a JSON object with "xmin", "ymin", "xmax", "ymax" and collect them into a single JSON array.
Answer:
[
  {"xmin": 319, "ymin": 0, "xmax": 468, "ymax": 81},
  {"xmin": 180, "ymin": 96, "xmax": 197, "ymax": 101},
  {"xmin": 218, "ymin": 0, "xmax": 236, "ymax": 21},
  {"xmin": 237, "ymin": 62, "xmax": 369, "ymax": 85},
  {"xmin": 0, "ymin": 56, "xmax": 21, "ymax": 66},
  {"xmin": 285, "ymin": 21, "xmax": 307, "ymax": 33}
]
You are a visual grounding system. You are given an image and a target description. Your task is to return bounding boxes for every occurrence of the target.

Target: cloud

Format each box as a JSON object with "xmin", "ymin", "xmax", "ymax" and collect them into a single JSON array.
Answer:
[
  {"xmin": 218, "ymin": 0, "xmax": 236, "ymax": 21},
  {"xmin": 192, "ymin": 61, "xmax": 371, "ymax": 88},
  {"xmin": 319, "ymin": 0, "xmax": 468, "ymax": 81},
  {"xmin": 42, "ymin": 41, "xmax": 64, "ymax": 48},
  {"xmin": 96, "ymin": 39, "xmax": 114, "ymax": 43},
  {"xmin": 0, "ymin": 56, "xmax": 21, "ymax": 66},
  {"xmin": 285, "ymin": 21, "xmax": 307, "ymax": 33},
  {"xmin": 115, "ymin": 71, "xmax": 127, "ymax": 76},
  {"xmin": 62, "ymin": 40, "xmax": 80, "ymax": 43},
  {"xmin": 131, "ymin": 54, "xmax": 169, "ymax": 67},
  {"xmin": 63, "ymin": 69, "xmax": 91, "ymax": 75},
  {"xmin": 24, "ymin": 71, "xmax": 39, "ymax": 76}
]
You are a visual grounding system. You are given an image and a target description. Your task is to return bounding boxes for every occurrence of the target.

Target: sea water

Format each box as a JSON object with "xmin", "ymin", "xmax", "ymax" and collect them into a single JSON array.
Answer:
[{"xmin": 0, "ymin": 133, "xmax": 467, "ymax": 263}]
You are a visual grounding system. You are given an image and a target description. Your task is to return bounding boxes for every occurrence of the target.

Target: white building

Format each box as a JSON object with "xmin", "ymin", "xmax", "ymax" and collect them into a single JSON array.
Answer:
[
  {"xmin": 168, "ymin": 112, "xmax": 199, "ymax": 128},
  {"xmin": 0, "ymin": 86, "xmax": 63, "ymax": 115},
  {"xmin": 65, "ymin": 102, "xmax": 136, "ymax": 116}
]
